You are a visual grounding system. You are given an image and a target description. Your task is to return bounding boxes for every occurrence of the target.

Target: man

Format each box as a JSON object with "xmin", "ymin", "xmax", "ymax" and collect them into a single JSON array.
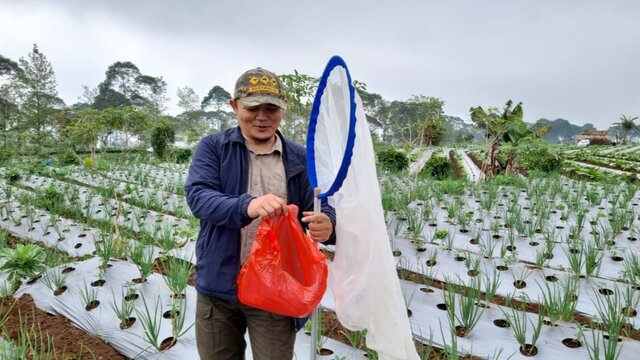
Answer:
[{"xmin": 185, "ymin": 67, "xmax": 336, "ymax": 359}]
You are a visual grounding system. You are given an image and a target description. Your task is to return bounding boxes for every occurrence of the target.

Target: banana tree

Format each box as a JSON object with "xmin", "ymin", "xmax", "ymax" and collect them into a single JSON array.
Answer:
[
  {"xmin": 470, "ymin": 100, "xmax": 521, "ymax": 179},
  {"xmin": 502, "ymin": 120, "xmax": 552, "ymax": 175}
]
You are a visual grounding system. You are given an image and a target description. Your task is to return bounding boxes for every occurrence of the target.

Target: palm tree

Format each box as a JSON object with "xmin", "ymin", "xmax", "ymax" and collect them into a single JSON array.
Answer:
[{"xmin": 613, "ymin": 115, "xmax": 639, "ymax": 145}]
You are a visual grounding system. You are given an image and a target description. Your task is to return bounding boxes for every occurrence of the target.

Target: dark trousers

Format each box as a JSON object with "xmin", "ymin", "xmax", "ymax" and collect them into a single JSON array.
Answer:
[{"xmin": 195, "ymin": 292, "xmax": 296, "ymax": 360}]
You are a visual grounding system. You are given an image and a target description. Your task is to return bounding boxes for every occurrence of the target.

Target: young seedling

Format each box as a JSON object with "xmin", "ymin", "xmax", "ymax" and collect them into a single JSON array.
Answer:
[
  {"xmin": 108, "ymin": 287, "xmax": 137, "ymax": 329},
  {"xmin": 80, "ymin": 282, "xmax": 99, "ymax": 311},
  {"xmin": 135, "ymin": 294, "xmax": 164, "ymax": 352},
  {"xmin": 504, "ymin": 306, "xmax": 544, "ymax": 356},
  {"xmin": 538, "ymin": 276, "xmax": 579, "ymax": 324},
  {"xmin": 585, "ymin": 242, "xmax": 604, "ymax": 278},
  {"xmin": 162, "ymin": 255, "xmax": 194, "ymax": 298},
  {"xmin": 443, "ymin": 278, "xmax": 484, "ymax": 338},
  {"xmin": 41, "ymin": 268, "xmax": 67, "ymax": 295},
  {"xmin": 130, "ymin": 242, "xmax": 155, "ymax": 283}
]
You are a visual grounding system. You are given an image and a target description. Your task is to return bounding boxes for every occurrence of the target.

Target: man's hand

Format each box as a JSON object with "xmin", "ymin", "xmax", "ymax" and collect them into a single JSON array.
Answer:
[
  {"xmin": 302, "ymin": 211, "xmax": 332, "ymax": 243},
  {"xmin": 247, "ymin": 194, "xmax": 288, "ymax": 218}
]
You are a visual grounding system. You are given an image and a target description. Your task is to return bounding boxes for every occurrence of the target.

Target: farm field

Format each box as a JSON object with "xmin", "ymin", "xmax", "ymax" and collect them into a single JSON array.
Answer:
[{"xmin": 0, "ymin": 147, "xmax": 638, "ymax": 359}]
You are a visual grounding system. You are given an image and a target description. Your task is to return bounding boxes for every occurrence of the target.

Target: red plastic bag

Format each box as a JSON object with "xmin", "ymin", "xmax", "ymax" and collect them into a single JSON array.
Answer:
[{"xmin": 237, "ymin": 204, "xmax": 328, "ymax": 317}]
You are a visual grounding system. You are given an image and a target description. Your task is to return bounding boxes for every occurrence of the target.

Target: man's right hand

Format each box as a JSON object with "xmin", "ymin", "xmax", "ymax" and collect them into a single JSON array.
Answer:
[{"xmin": 247, "ymin": 194, "xmax": 288, "ymax": 218}]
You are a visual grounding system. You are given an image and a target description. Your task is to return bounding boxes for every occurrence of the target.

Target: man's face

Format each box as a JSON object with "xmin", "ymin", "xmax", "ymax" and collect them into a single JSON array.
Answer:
[{"xmin": 231, "ymin": 99, "xmax": 284, "ymax": 145}]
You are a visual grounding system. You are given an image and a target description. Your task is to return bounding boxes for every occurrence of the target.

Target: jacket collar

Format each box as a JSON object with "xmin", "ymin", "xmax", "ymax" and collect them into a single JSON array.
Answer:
[{"xmin": 225, "ymin": 126, "xmax": 306, "ymax": 179}]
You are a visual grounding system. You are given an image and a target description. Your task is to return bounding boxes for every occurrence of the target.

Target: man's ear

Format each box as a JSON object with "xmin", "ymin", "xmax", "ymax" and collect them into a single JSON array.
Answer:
[{"xmin": 229, "ymin": 99, "xmax": 239, "ymax": 113}]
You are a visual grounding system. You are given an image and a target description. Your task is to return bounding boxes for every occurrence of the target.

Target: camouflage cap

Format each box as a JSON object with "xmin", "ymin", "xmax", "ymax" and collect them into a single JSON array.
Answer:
[{"xmin": 233, "ymin": 67, "xmax": 287, "ymax": 109}]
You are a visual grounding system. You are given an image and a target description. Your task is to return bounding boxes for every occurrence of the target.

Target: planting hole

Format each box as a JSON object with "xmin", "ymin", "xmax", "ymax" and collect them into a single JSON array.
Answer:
[
  {"xmin": 513, "ymin": 280, "xmax": 527, "ymax": 289},
  {"xmin": 53, "ymin": 286, "xmax": 67, "ymax": 296},
  {"xmin": 519, "ymin": 344, "xmax": 538, "ymax": 356},
  {"xmin": 74, "ymin": 243, "xmax": 82, "ymax": 249},
  {"xmin": 163, "ymin": 310, "xmax": 180, "ymax": 319},
  {"xmin": 27, "ymin": 275, "xmax": 42, "ymax": 285},
  {"xmin": 603, "ymin": 334, "xmax": 622, "ymax": 343},
  {"xmin": 318, "ymin": 348, "xmax": 334, "ymax": 356},
  {"xmin": 528, "ymin": 241, "xmax": 539, "ymax": 247},
  {"xmin": 160, "ymin": 337, "xmax": 176, "ymax": 351},
  {"xmin": 545, "ymin": 275, "xmax": 558, "ymax": 282},
  {"xmin": 419, "ymin": 287, "xmax": 433, "ymax": 293},
  {"xmin": 496, "ymin": 265, "xmax": 509, "ymax": 271},
  {"xmin": 78, "ymin": 233, "xmax": 87, "ymax": 238},
  {"xmin": 598, "ymin": 288, "xmax": 614, "ymax": 296},
  {"xmin": 392, "ymin": 250, "xmax": 401, "ymax": 257},
  {"xmin": 125, "ymin": 293, "xmax": 139, "ymax": 301},
  {"xmin": 61, "ymin": 267, "xmax": 75, "ymax": 274},
  {"xmin": 493, "ymin": 319, "xmax": 510, "ymax": 328},
  {"xmin": 562, "ymin": 338, "xmax": 582, "ymax": 348},
  {"xmin": 622, "ymin": 307, "xmax": 637, "ymax": 317},
  {"xmin": 436, "ymin": 303, "xmax": 447, "ymax": 311},
  {"xmin": 91, "ymin": 279, "xmax": 106, "ymax": 287},
  {"xmin": 454, "ymin": 256, "xmax": 466, "ymax": 262},
  {"xmin": 611, "ymin": 256, "xmax": 624, "ymax": 262},
  {"xmin": 85, "ymin": 300, "xmax": 100, "ymax": 311}
]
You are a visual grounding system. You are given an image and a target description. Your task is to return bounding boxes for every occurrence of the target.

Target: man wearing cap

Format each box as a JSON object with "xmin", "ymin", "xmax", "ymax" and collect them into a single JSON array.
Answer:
[{"xmin": 185, "ymin": 67, "xmax": 336, "ymax": 359}]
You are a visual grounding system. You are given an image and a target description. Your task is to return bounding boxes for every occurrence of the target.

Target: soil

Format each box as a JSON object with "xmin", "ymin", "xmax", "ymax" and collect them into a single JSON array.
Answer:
[
  {"xmin": 465, "ymin": 152, "xmax": 490, "ymax": 177},
  {"xmin": 0, "ymin": 294, "xmax": 126, "ymax": 359}
]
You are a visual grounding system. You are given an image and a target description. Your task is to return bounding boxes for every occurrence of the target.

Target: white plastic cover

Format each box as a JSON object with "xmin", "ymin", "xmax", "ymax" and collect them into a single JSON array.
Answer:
[{"xmin": 316, "ymin": 64, "xmax": 419, "ymax": 360}]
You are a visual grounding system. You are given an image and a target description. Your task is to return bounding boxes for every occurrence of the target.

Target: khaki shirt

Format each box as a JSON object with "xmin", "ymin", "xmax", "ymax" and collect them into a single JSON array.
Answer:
[{"xmin": 240, "ymin": 136, "xmax": 287, "ymax": 264}]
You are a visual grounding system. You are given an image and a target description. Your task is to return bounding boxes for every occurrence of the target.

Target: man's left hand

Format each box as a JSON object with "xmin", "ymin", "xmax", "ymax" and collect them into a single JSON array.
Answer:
[{"xmin": 301, "ymin": 212, "xmax": 332, "ymax": 243}]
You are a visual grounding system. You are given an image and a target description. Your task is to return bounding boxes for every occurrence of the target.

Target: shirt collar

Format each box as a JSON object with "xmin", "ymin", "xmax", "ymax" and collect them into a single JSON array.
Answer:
[{"xmin": 247, "ymin": 135, "xmax": 282, "ymax": 156}]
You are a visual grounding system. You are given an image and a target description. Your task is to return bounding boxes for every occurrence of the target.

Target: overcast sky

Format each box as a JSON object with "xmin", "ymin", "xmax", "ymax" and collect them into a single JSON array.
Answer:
[{"xmin": 1, "ymin": 0, "xmax": 639, "ymax": 129}]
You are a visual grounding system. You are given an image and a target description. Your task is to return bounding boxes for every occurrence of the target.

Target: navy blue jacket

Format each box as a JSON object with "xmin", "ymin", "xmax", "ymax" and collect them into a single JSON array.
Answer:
[{"xmin": 185, "ymin": 126, "xmax": 336, "ymax": 330}]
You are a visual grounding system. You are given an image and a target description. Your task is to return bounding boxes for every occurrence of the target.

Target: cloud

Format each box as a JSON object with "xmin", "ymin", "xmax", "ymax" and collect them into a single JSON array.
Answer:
[{"xmin": 1, "ymin": 0, "xmax": 639, "ymax": 128}]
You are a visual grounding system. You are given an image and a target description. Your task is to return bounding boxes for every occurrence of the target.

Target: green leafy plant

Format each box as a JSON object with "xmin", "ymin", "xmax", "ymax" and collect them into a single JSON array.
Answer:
[
  {"xmin": 0, "ymin": 243, "xmax": 47, "ymax": 290},
  {"xmin": 420, "ymin": 155, "xmax": 452, "ymax": 180},
  {"xmin": 376, "ymin": 147, "xmax": 409, "ymax": 172},
  {"xmin": 162, "ymin": 255, "xmax": 193, "ymax": 298}
]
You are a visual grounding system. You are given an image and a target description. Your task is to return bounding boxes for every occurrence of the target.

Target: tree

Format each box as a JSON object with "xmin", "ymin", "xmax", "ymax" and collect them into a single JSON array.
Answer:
[
  {"xmin": 613, "ymin": 114, "xmax": 639, "ymax": 145},
  {"xmin": 0, "ymin": 54, "xmax": 24, "ymax": 148},
  {"xmin": 177, "ymin": 86, "xmax": 200, "ymax": 112},
  {"xmin": 150, "ymin": 121, "xmax": 175, "ymax": 160},
  {"xmin": 64, "ymin": 108, "xmax": 108, "ymax": 157},
  {"xmin": 279, "ymin": 70, "xmax": 318, "ymax": 144},
  {"xmin": 17, "ymin": 44, "xmax": 64, "ymax": 134},
  {"xmin": 416, "ymin": 97, "xmax": 446, "ymax": 146},
  {"xmin": 93, "ymin": 61, "xmax": 167, "ymax": 112},
  {"xmin": 201, "ymin": 85, "xmax": 231, "ymax": 111},
  {"xmin": 470, "ymin": 100, "xmax": 521, "ymax": 179}
]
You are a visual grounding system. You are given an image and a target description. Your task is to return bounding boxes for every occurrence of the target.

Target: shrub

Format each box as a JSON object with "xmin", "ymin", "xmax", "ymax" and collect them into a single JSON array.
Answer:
[
  {"xmin": 3, "ymin": 168, "xmax": 20, "ymax": 183},
  {"xmin": 420, "ymin": 155, "xmax": 452, "ymax": 180},
  {"xmin": 83, "ymin": 157, "xmax": 95, "ymax": 169},
  {"xmin": 0, "ymin": 147, "xmax": 16, "ymax": 163},
  {"xmin": 172, "ymin": 148, "xmax": 193, "ymax": 164},
  {"xmin": 150, "ymin": 123, "xmax": 176, "ymax": 160},
  {"xmin": 36, "ymin": 186, "xmax": 64, "ymax": 213},
  {"xmin": 376, "ymin": 147, "xmax": 408, "ymax": 172},
  {"xmin": 58, "ymin": 148, "xmax": 80, "ymax": 166},
  {"xmin": 517, "ymin": 140, "xmax": 563, "ymax": 173}
]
